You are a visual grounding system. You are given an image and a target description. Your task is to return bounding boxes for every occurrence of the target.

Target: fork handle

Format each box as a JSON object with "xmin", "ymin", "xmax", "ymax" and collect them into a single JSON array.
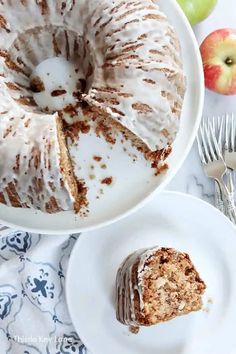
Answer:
[
  {"xmin": 218, "ymin": 180, "xmax": 236, "ymax": 224},
  {"xmin": 226, "ymin": 205, "xmax": 236, "ymax": 224},
  {"xmin": 215, "ymin": 182, "xmax": 225, "ymax": 214}
]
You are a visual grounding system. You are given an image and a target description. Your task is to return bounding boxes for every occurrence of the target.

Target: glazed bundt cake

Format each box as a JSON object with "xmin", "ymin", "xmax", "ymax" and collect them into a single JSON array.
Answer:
[
  {"xmin": 0, "ymin": 0, "xmax": 186, "ymax": 213},
  {"xmin": 116, "ymin": 247, "xmax": 206, "ymax": 328}
]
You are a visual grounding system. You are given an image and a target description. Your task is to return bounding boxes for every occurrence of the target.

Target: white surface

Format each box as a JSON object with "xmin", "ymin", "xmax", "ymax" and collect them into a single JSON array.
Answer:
[
  {"xmin": 66, "ymin": 191, "xmax": 236, "ymax": 354},
  {"xmin": 0, "ymin": 0, "xmax": 204, "ymax": 234},
  {"xmin": 169, "ymin": 0, "xmax": 236, "ymax": 205}
]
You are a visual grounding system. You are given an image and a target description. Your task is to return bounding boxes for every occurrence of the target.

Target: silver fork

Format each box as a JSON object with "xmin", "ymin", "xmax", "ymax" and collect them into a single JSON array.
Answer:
[
  {"xmin": 216, "ymin": 114, "xmax": 235, "ymax": 201},
  {"xmin": 197, "ymin": 121, "xmax": 236, "ymax": 224},
  {"xmin": 224, "ymin": 113, "xmax": 236, "ymax": 173},
  {"xmin": 208, "ymin": 118, "xmax": 225, "ymax": 214}
]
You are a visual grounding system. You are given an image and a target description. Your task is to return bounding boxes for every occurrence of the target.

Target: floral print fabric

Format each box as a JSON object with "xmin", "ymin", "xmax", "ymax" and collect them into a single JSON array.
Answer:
[{"xmin": 0, "ymin": 229, "xmax": 87, "ymax": 354}]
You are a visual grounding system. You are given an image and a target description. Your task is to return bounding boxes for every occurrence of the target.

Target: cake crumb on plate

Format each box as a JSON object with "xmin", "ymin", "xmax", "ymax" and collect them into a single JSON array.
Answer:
[
  {"xmin": 101, "ymin": 177, "xmax": 113, "ymax": 185},
  {"xmin": 93, "ymin": 155, "xmax": 102, "ymax": 162}
]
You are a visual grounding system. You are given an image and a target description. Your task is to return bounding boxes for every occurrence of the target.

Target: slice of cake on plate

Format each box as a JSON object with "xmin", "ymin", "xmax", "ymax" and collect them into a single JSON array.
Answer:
[{"xmin": 116, "ymin": 247, "xmax": 206, "ymax": 328}]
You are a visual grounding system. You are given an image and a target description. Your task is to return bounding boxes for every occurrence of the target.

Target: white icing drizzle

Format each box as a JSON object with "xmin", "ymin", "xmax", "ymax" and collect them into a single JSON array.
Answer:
[{"xmin": 116, "ymin": 246, "xmax": 160, "ymax": 326}]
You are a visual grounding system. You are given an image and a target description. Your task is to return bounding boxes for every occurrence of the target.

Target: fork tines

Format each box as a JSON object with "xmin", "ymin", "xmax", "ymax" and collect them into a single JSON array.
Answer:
[
  {"xmin": 197, "ymin": 113, "xmax": 236, "ymax": 224},
  {"xmin": 225, "ymin": 113, "xmax": 236, "ymax": 153},
  {"xmin": 197, "ymin": 120, "xmax": 223, "ymax": 165}
]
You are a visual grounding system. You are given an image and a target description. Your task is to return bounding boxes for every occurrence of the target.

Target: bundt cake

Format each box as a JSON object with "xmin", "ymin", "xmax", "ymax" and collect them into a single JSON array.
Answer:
[
  {"xmin": 116, "ymin": 247, "xmax": 206, "ymax": 328},
  {"xmin": 0, "ymin": 0, "xmax": 186, "ymax": 213}
]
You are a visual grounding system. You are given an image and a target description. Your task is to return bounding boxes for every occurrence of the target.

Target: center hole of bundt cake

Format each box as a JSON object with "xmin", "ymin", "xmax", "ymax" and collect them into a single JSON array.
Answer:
[
  {"xmin": 1, "ymin": 26, "xmax": 94, "ymax": 115},
  {"xmin": 30, "ymin": 57, "xmax": 83, "ymax": 112}
]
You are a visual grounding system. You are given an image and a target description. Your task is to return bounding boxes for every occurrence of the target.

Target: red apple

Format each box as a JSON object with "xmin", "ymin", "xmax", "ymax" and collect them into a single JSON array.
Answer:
[{"xmin": 200, "ymin": 28, "xmax": 236, "ymax": 95}]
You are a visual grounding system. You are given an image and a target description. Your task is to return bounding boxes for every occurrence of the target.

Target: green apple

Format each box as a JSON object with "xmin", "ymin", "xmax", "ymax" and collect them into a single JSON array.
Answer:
[{"xmin": 177, "ymin": 0, "xmax": 217, "ymax": 26}]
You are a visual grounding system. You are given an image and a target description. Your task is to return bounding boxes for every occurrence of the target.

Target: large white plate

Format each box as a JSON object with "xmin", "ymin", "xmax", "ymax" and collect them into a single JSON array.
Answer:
[
  {"xmin": 66, "ymin": 191, "xmax": 236, "ymax": 354},
  {"xmin": 0, "ymin": 0, "xmax": 204, "ymax": 234}
]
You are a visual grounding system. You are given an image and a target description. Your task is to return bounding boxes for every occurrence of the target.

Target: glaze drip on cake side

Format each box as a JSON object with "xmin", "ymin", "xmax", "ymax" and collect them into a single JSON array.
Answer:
[
  {"xmin": 0, "ymin": 0, "xmax": 185, "ymax": 213},
  {"xmin": 116, "ymin": 247, "xmax": 161, "ymax": 326}
]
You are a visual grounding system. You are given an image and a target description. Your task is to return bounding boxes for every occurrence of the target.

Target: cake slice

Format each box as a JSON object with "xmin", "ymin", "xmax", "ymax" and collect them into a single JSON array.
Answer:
[{"xmin": 116, "ymin": 247, "xmax": 206, "ymax": 327}]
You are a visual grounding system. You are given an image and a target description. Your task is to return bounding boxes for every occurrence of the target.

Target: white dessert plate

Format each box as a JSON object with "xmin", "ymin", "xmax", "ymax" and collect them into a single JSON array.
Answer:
[
  {"xmin": 0, "ymin": 0, "xmax": 204, "ymax": 234},
  {"xmin": 66, "ymin": 191, "xmax": 236, "ymax": 354}
]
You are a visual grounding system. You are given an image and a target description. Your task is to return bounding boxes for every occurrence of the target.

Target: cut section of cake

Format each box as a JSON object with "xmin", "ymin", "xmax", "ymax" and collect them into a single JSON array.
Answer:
[
  {"xmin": 0, "ymin": 89, "xmax": 86, "ymax": 213},
  {"xmin": 116, "ymin": 247, "xmax": 206, "ymax": 327}
]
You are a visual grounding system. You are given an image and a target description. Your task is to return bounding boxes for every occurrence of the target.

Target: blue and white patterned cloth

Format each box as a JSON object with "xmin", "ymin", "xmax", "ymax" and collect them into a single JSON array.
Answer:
[{"xmin": 0, "ymin": 227, "xmax": 88, "ymax": 354}]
